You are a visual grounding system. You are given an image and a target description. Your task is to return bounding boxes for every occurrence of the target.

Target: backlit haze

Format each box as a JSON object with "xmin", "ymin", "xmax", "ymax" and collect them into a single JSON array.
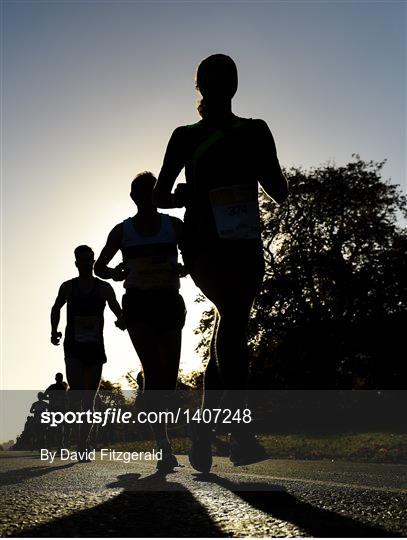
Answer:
[{"xmin": 2, "ymin": 1, "xmax": 405, "ymax": 391}]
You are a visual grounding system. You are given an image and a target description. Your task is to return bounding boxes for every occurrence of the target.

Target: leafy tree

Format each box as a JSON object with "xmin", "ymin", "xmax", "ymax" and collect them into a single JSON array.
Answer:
[
  {"xmin": 98, "ymin": 379, "xmax": 127, "ymax": 409},
  {"xmin": 196, "ymin": 156, "xmax": 407, "ymax": 389}
]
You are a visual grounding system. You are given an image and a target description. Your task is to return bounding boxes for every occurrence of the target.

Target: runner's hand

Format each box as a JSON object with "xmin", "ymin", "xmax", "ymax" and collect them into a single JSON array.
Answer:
[
  {"xmin": 115, "ymin": 316, "xmax": 126, "ymax": 331},
  {"xmin": 51, "ymin": 331, "xmax": 62, "ymax": 346},
  {"xmin": 112, "ymin": 263, "xmax": 129, "ymax": 281},
  {"xmin": 174, "ymin": 183, "xmax": 190, "ymax": 207}
]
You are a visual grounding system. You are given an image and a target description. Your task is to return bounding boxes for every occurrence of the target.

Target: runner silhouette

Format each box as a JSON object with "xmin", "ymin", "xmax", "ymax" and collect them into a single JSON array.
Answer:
[
  {"xmin": 44, "ymin": 373, "xmax": 68, "ymax": 410},
  {"xmin": 154, "ymin": 54, "xmax": 288, "ymax": 472},
  {"xmin": 94, "ymin": 172, "xmax": 186, "ymax": 473},
  {"xmin": 50, "ymin": 245, "xmax": 126, "ymax": 453},
  {"xmin": 44, "ymin": 373, "xmax": 68, "ymax": 448},
  {"xmin": 29, "ymin": 392, "xmax": 48, "ymax": 450}
]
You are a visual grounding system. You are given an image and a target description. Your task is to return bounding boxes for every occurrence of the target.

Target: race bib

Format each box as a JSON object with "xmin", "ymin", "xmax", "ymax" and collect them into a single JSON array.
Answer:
[
  {"xmin": 74, "ymin": 316, "xmax": 100, "ymax": 343},
  {"xmin": 209, "ymin": 184, "xmax": 260, "ymax": 239},
  {"xmin": 125, "ymin": 256, "xmax": 178, "ymax": 290}
]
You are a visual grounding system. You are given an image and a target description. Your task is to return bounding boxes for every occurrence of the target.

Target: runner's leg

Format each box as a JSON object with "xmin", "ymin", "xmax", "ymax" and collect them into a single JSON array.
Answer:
[
  {"xmin": 65, "ymin": 357, "xmax": 83, "ymax": 448},
  {"xmin": 80, "ymin": 363, "xmax": 102, "ymax": 448},
  {"xmin": 65, "ymin": 357, "xmax": 102, "ymax": 450},
  {"xmin": 192, "ymin": 246, "xmax": 263, "ymax": 441},
  {"xmin": 192, "ymin": 247, "xmax": 262, "ymax": 396},
  {"xmin": 126, "ymin": 323, "xmax": 171, "ymax": 447},
  {"xmin": 201, "ymin": 310, "xmax": 223, "ymax": 437}
]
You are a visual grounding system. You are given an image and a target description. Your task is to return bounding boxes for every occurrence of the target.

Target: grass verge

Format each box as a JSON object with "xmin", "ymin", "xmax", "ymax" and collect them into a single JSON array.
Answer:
[{"xmin": 110, "ymin": 432, "xmax": 407, "ymax": 463}]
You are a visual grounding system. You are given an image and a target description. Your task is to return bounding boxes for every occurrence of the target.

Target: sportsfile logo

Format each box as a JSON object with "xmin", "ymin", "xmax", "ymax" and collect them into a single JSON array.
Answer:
[
  {"xmin": 40, "ymin": 408, "xmax": 253, "ymax": 427},
  {"xmin": 40, "ymin": 408, "xmax": 179, "ymax": 427}
]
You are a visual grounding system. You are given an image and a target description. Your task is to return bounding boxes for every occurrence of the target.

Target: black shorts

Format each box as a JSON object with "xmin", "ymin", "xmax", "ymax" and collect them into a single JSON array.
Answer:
[
  {"xmin": 63, "ymin": 343, "xmax": 107, "ymax": 365},
  {"xmin": 122, "ymin": 289, "xmax": 186, "ymax": 331}
]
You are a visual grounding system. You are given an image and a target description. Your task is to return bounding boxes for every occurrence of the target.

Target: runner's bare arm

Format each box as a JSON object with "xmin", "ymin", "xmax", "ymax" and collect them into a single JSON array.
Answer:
[
  {"xmin": 170, "ymin": 216, "xmax": 185, "ymax": 254},
  {"xmin": 94, "ymin": 224, "xmax": 125, "ymax": 281},
  {"xmin": 103, "ymin": 282, "xmax": 126, "ymax": 330},
  {"xmin": 154, "ymin": 127, "xmax": 186, "ymax": 208},
  {"xmin": 171, "ymin": 216, "xmax": 189, "ymax": 277},
  {"xmin": 50, "ymin": 282, "xmax": 69, "ymax": 345},
  {"xmin": 170, "ymin": 217, "xmax": 188, "ymax": 276},
  {"xmin": 255, "ymin": 120, "xmax": 288, "ymax": 205}
]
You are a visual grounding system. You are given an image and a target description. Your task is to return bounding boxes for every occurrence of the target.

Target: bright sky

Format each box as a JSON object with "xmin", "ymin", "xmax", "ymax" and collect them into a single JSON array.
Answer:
[{"xmin": 1, "ymin": 0, "xmax": 406, "ymax": 391}]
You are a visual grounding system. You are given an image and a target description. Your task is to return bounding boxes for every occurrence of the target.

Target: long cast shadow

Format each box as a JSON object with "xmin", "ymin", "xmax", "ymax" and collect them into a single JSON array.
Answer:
[
  {"xmin": 194, "ymin": 473, "xmax": 393, "ymax": 537},
  {"xmin": 10, "ymin": 468, "xmax": 395, "ymax": 537},
  {"xmin": 0, "ymin": 463, "xmax": 77, "ymax": 486},
  {"xmin": 14, "ymin": 472, "xmax": 226, "ymax": 537},
  {"xmin": 0, "ymin": 453, "xmax": 42, "ymax": 460}
]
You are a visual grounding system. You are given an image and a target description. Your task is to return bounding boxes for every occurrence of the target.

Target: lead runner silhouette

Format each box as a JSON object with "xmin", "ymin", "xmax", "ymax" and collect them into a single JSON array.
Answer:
[{"xmin": 154, "ymin": 54, "xmax": 288, "ymax": 472}]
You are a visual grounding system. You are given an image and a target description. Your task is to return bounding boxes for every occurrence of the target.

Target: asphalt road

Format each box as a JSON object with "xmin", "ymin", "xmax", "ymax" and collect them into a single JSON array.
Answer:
[{"xmin": 1, "ymin": 451, "xmax": 406, "ymax": 537}]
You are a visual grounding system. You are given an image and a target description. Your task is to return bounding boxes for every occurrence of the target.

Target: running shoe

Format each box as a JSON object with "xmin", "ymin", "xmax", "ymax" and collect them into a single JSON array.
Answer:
[
  {"xmin": 188, "ymin": 423, "xmax": 213, "ymax": 473},
  {"xmin": 229, "ymin": 434, "xmax": 268, "ymax": 466},
  {"xmin": 156, "ymin": 441, "xmax": 180, "ymax": 474},
  {"xmin": 156, "ymin": 451, "xmax": 179, "ymax": 473}
]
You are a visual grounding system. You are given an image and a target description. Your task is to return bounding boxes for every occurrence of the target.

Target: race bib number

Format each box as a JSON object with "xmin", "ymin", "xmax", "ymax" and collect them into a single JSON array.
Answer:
[
  {"xmin": 74, "ymin": 316, "xmax": 100, "ymax": 343},
  {"xmin": 125, "ymin": 256, "xmax": 178, "ymax": 290},
  {"xmin": 209, "ymin": 184, "xmax": 260, "ymax": 239}
]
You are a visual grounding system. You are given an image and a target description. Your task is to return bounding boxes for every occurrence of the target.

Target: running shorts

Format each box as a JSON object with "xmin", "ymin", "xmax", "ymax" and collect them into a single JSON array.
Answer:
[
  {"xmin": 63, "ymin": 342, "xmax": 107, "ymax": 365},
  {"xmin": 122, "ymin": 289, "xmax": 186, "ymax": 331}
]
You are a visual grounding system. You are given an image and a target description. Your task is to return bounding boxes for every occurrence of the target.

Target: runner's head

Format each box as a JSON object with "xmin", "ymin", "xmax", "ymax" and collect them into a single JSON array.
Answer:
[
  {"xmin": 55, "ymin": 372, "xmax": 63, "ymax": 383},
  {"xmin": 74, "ymin": 245, "xmax": 95, "ymax": 275},
  {"xmin": 37, "ymin": 392, "xmax": 45, "ymax": 400},
  {"xmin": 130, "ymin": 172, "xmax": 156, "ymax": 208},
  {"xmin": 136, "ymin": 370, "xmax": 144, "ymax": 389},
  {"xmin": 196, "ymin": 54, "xmax": 238, "ymax": 118}
]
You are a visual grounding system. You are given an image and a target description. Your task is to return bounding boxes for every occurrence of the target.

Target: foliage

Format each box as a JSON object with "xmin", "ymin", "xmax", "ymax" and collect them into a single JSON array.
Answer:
[
  {"xmin": 98, "ymin": 379, "xmax": 128, "ymax": 409},
  {"xmin": 178, "ymin": 370, "xmax": 204, "ymax": 389}
]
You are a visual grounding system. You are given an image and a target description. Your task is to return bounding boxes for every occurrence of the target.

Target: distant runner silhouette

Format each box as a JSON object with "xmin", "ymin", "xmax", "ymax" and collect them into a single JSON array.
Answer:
[
  {"xmin": 154, "ymin": 54, "xmax": 288, "ymax": 472},
  {"xmin": 44, "ymin": 372, "xmax": 68, "ymax": 410},
  {"xmin": 94, "ymin": 172, "xmax": 186, "ymax": 473},
  {"xmin": 44, "ymin": 372, "xmax": 68, "ymax": 448},
  {"xmin": 50, "ymin": 245, "xmax": 125, "ymax": 453},
  {"xmin": 29, "ymin": 392, "xmax": 48, "ymax": 450}
]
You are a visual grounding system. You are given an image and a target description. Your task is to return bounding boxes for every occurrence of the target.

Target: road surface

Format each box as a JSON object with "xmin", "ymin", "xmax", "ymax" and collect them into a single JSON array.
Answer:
[{"xmin": 1, "ymin": 451, "xmax": 406, "ymax": 537}]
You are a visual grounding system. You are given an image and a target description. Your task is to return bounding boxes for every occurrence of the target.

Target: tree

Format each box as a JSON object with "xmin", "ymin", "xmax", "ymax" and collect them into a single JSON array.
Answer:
[
  {"xmin": 98, "ymin": 379, "xmax": 128, "ymax": 409},
  {"xmin": 196, "ymin": 156, "xmax": 407, "ymax": 389}
]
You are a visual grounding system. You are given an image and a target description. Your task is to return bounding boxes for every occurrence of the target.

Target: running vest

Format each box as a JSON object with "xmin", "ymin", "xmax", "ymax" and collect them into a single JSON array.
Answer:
[
  {"xmin": 121, "ymin": 214, "xmax": 180, "ymax": 290},
  {"xmin": 184, "ymin": 117, "xmax": 261, "ymax": 242},
  {"xmin": 64, "ymin": 278, "xmax": 107, "ymax": 362}
]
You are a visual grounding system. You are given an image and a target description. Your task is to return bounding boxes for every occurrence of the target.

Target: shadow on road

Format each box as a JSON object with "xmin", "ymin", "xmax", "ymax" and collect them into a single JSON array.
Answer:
[
  {"xmin": 0, "ymin": 453, "xmax": 42, "ymax": 460},
  {"xmin": 0, "ymin": 463, "xmax": 77, "ymax": 486},
  {"xmin": 194, "ymin": 473, "xmax": 392, "ymax": 537},
  {"xmin": 13, "ymin": 472, "xmax": 226, "ymax": 537},
  {"xmin": 8, "ymin": 467, "xmax": 396, "ymax": 538}
]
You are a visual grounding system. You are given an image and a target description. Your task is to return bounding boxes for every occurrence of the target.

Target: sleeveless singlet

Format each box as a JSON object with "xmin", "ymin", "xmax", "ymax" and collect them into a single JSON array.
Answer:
[
  {"xmin": 182, "ymin": 116, "xmax": 263, "ymax": 248},
  {"xmin": 64, "ymin": 278, "xmax": 107, "ymax": 363},
  {"xmin": 121, "ymin": 213, "xmax": 180, "ymax": 291}
]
